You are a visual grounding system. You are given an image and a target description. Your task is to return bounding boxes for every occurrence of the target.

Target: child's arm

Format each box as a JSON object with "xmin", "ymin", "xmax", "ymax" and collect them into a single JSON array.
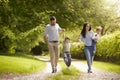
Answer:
[
  {"xmin": 93, "ymin": 34, "xmax": 100, "ymax": 42},
  {"xmin": 70, "ymin": 42, "xmax": 81, "ymax": 46},
  {"xmin": 92, "ymin": 33, "xmax": 99, "ymax": 42},
  {"xmin": 63, "ymin": 43, "xmax": 65, "ymax": 53}
]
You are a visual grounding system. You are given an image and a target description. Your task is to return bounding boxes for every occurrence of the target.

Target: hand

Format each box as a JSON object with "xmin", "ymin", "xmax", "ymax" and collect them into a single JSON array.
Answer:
[
  {"xmin": 77, "ymin": 39, "xmax": 80, "ymax": 42},
  {"xmin": 44, "ymin": 36, "xmax": 49, "ymax": 45},
  {"xmin": 62, "ymin": 29, "xmax": 65, "ymax": 32}
]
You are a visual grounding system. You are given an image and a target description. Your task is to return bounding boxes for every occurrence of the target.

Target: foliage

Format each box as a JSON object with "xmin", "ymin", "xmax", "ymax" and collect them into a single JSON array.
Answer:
[
  {"xmin": 16, "ymin": 25, "xmax": 44, "ymax": 52},
  {"xmin": 0, "ymin": 0, "xmax": 120, "ymax": 53},
  {"xmin": 96, "ymin": 31, "xmax": 120, "ymax": 63},
  {"xmin": 67, "ymin": 31, "xmax": 120, "ymax": 64}
]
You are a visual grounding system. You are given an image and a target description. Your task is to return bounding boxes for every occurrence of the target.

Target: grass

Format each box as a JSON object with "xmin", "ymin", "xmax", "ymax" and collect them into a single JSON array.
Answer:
[
  {"xmin": 46, "ymin": 62, "xmax": 81, "ymax": 80},
  {"xmin": 81, "ymin": 60, "xmax": 120, "ymax": 74},
  {"xmin": 93, "ymin": 61, "xmax": 120, "ymax": 74},
  {"xmin": 0, "ymin": 54, "xmax": 46, "ymax": 76}
]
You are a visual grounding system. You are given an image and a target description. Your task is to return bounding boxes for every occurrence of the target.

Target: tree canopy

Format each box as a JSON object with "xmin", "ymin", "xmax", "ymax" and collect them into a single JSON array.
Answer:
[{"xmin": 0, "ymin": 0, "xmax": 120, "ymax": 53}]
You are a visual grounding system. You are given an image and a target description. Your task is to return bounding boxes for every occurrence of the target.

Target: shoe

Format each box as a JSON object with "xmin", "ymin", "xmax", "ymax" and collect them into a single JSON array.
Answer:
[
  {"xmin": 88, "ymin": 70, "xmax": 92, "ymax": 73},
  {"xmin": 54, "ymin": 68, "xmax": 57, "ymax": 73},
  {"xmin": 52, "ymin": 68, "xmax": 57, "ymax": 73},
  {"xmin": 52, "ymin": 69, "xmax": 55, "ymax": 73}
]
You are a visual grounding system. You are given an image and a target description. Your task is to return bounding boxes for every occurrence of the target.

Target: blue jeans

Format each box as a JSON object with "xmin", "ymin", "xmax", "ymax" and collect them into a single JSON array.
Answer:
[
  {"xmin": 64, "ymin": 52, "xmax": 71, "ymax": 67},
  {"xmin": 92, "ymin": 40, "xmax": 97, "ymax": 62},
  {"xmin": 92, "ymin": 40, "xmax": 96, "ymax": 53},
  {"xmin": 84, "ymin": 46, "xmax": 94, "ymax": 71}
]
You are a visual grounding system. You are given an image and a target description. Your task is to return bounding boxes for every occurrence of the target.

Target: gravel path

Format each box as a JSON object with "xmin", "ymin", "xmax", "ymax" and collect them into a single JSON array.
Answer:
[
  {"xmin": 72, "ymin": 61, "xmax": 120, "ymax": 80},
  {"xmin": 1, "ymin": 56, "xmax": 120, "ymax": 80},
  {"xmin": 0, "ymin": 56, "xmax": 61, "ymax": 80}
]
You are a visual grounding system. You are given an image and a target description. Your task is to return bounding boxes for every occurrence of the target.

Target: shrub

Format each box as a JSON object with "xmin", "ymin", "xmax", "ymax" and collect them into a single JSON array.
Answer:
[
  {"xmin": 96, "ymin": 31, "xmax": 120, "ymax": 63},
  {"xmin": 61, "ymin": 29, "xmax": 120, "ymax": 64}
]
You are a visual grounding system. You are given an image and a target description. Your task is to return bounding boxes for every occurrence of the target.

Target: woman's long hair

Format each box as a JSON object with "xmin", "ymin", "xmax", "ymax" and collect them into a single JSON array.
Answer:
[{"xmin": 81, "ymin": 23, "xmax": 91, "ymax": 38}]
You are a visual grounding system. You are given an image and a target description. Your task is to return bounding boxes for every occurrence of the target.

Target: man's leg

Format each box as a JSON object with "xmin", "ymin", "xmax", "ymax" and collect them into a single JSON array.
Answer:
[
  {"xmin": 48, "ymin": 42, "xmax": 55, "ymax": 72},
  {"xmin": 54, "ymin": 42, "xmax": 60, "ymax": 72}
]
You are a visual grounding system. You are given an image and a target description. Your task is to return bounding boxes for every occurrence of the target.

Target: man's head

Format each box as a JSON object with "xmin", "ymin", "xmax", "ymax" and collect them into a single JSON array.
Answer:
[{"xmin": 50, "ymin": 16, "xmax": 56, "ymax": 25}]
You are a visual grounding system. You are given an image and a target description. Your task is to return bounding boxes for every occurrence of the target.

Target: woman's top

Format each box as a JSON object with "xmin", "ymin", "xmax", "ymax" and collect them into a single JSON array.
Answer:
[{"xmin": 79, "ymin": 30, "xmax": 94, "ymax": 46}]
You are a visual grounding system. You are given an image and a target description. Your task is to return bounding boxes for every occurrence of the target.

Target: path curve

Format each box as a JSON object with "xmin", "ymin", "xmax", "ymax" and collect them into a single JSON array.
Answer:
[
  {"xmin": 72, "ymin": 61, "xmax": 120, "ymax": 80},
  {"xmin": 0, "ymin": 56, "xmax": 61, "ymax": 80}
]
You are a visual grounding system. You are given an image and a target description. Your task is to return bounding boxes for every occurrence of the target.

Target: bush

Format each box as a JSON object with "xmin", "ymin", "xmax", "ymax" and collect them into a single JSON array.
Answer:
[
  {"xmin": 61, "ymin": 29, "xmax": 120, "ymax": 64},
  {"xmin": 95, "ymin": 31, "xmax": 120, "ymax": 63},
  {"xmin": 31, "ymin": 42, "xmax": 48, "ymax": 55},
  {"xmin": 16, "ymin": 25, "xmax": 44, "ymax": 52},
  {"xmin": 70, "ymin": 43, "xmax": 85, "ymax": 59}
]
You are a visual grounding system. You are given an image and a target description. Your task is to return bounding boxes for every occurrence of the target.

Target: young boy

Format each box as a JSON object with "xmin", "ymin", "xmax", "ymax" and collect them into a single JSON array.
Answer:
[
  {"xmin": 63, "ymin": 37, "xmax": 71, "ymax": 69},
  {"xmin": 92, "ymin": 27, "xmax": 102, "ymax": 54}
]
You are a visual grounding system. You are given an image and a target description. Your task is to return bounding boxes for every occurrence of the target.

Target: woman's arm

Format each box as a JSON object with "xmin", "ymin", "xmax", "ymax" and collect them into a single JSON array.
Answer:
[{"xmin": 78, "ymin": 35, "xmax": 84, "ymax": 42}]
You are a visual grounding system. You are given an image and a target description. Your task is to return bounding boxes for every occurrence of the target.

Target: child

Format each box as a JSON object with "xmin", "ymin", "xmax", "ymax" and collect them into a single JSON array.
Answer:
[
  {"xmin": 92, "ymin": 27, "xmax": 102, "ymax": 54},
  {"xmin": 63, "ymin": 37, "xmax": 71, "ymax": 69}
]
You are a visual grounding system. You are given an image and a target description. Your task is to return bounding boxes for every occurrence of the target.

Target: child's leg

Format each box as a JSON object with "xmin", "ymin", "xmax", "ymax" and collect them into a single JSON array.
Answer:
[
  {"xmin": 92, "ymin": 44, "xmax": 96, "ymax": 64},
  {"xmin": 64, "ymin": 53, "xmax": 68, "ymax": 66},
  {"xmin": 67, "ymin": 53, "xmax": 71, "ymax": 67}
]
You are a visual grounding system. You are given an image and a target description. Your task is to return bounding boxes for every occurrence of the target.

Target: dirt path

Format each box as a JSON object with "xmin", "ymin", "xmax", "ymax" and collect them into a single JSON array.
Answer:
[
  {"xmin": 1, "ymin": 56, "xmax": 120, "ymax": 80},
  {"xmin": 72, "ymin": 61, "xmax": 120, "ymax": 80},
  {"xmin": 0, "ymin": 56, "xmax": 61, "ymax": 80}
]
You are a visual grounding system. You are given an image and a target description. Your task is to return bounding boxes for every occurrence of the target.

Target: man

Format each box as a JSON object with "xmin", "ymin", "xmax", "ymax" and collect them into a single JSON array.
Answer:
[{"xmin": 44, "ymin": 16, "xmax": 65, "ymax": 73}]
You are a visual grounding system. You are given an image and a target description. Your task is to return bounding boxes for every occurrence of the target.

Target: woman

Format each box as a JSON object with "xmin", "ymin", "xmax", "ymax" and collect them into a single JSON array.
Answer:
[{"xmin": 78, "ymin": 23, "xmax": 94, "ymax": 73}]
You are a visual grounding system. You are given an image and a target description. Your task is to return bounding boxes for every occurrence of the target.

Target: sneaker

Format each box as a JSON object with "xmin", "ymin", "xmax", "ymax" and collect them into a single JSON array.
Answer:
[
  {"xmin": 54, "ymin": 68, "xmax": 57, "ymax": 73},
  {"xmin": 88, "ymin": 70, "xmax": 92, "ymax": 73},
  {"xmin": 52, "ymin": 69, "xmax": 55, "ymax": 73}
]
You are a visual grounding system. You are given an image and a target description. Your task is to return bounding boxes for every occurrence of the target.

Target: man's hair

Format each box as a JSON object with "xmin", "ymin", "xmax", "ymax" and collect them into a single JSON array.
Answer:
[{"xmin": 50, "ymin": 16, "xmax": 56, "ymax": 21}]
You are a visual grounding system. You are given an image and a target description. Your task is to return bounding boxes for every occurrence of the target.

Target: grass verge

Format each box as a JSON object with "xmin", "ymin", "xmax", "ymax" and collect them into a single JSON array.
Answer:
[
  {"xmin": 46, "ymin": 62, "xmax": 81, "ymax": 80},
  {"xmin": 81, "ymin": 60, "xmax": 120, "ymax": 74},
  {"xmin": 93, "ymin": 61, "xmax": 120, "ymax": 74},
  {"xmin": 0, "ymin": 54, "xmax": 46, "ymax": 75}
]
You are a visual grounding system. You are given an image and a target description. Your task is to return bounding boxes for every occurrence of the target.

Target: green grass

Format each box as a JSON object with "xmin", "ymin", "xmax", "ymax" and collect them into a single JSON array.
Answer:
[
  {"xmin": 46, "ymin": 62, "xmax": 81, "ymax": 80},
  {"xmin": 93, "ymin": 61, "xmax": 120, "ymax": 74},
  {"xmin": 81, "ymin": 60, "xmax": 120, "ymax": 74},
  {"xmin": 0, "ymin": 55, "xmax": 46, "ymax": 75}
]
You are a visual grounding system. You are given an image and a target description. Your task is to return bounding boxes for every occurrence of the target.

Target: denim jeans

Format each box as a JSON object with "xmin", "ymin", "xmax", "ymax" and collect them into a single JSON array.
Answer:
[
  {"xmin": 92, "ymin": 40, "xmax": 96, "ymax": 53},
  {"xmin": 64, "ymin": 52, "xmax": 71, "ymax": 67},
  {"xmin": 84, "ymin": 46, "xmax": 94, "ymax": 71}
]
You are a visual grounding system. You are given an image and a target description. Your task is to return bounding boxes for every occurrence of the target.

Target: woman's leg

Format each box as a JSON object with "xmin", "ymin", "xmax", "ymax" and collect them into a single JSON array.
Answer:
[{"xmin": 84, "ymin": 46, "xmax": 92, "ymax": 72}]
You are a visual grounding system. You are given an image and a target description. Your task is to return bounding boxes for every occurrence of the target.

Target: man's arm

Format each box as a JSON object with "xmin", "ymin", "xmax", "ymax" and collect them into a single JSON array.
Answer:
[
  {"xmin": 43, "ymin": 36, "xmax": 48, "ymax": 44},
  {"xmin": 43, "ymin": 26, "xmax": 49, "ymax": 44},
  {"xmin": 57, "ymin": 24, "xmax": 65, "ymax": 33}
]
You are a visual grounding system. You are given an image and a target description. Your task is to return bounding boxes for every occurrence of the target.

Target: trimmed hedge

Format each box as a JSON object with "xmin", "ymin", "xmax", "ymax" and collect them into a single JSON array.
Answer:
[
  {"xmin": 65, "ymin": 31, "xmax": 120, "ymax": 64},
  {"xmin": 96, "ymin": 31, "xmax": 120, "ymax": 63}
]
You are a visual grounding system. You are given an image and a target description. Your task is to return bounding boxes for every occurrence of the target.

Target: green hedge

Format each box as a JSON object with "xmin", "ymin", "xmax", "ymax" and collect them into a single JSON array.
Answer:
[
  {"xmin": 64, "ymin": 31, "xmax": 120, "ymax": 64},
  {"xmin": 96, "ymin": 31, "xmax": 120, "ymax": 63}
]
